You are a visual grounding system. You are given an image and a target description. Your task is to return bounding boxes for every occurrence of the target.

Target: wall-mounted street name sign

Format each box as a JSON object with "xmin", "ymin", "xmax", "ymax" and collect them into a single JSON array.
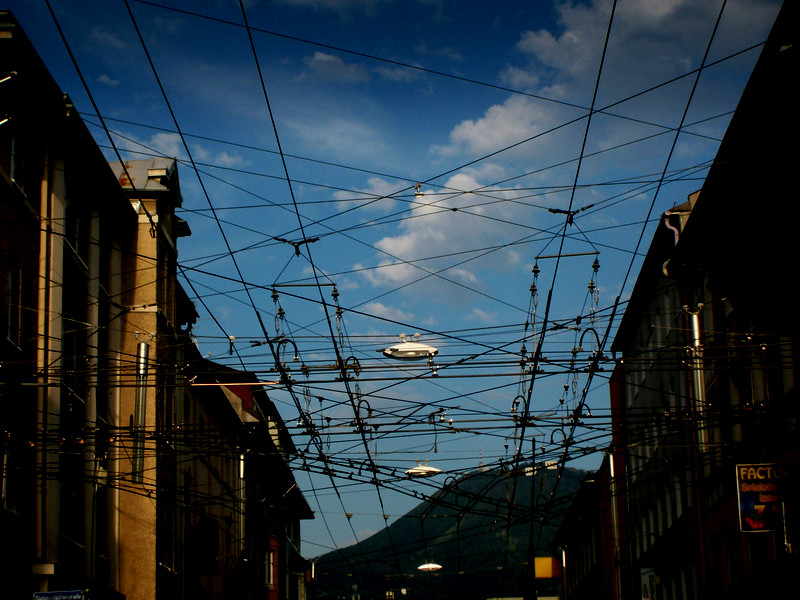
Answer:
[{"xmin": 32, "ymin": 591, "xmax": 84, "ymax": 600}]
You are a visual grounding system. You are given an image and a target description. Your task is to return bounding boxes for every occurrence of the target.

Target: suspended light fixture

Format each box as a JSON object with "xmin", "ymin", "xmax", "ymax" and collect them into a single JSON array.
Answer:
[
  {"xmin": 417, "ymin": 563, "xmax": 442, "ymax": 572},
  {"xmin": 405, "ymin": 460, "xmax": 442, "ymax": 478},
  {"xmin": 382, "ymin": 333, "xmax": 438, "ymax": 360}
]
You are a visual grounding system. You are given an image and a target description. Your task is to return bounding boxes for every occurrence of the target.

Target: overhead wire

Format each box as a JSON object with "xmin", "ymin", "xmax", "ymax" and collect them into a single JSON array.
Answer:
[
  {"xmin": 508, "ymin": 0, "xmax": 619, "ymax": 530},
  {"xmin": 235, "ymin": 0, "xmax": 398, "ymax": 570},
  {"xmin": 24, "ymin": 0, "xmax": 777, "ymax": 582},
  {"xmin": 540, "ymin": 0, "xmax": 733, "ymax": 533}
]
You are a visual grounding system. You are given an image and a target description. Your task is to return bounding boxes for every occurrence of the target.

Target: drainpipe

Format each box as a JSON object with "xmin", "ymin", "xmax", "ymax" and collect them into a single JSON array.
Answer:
[
  {"xmin": 608, "ymin": 452, "xmax": 623, "ymax": 600},
  {"xmin": 685, "ymin": 304, "xmax": 708, "ymax": 453},
  {"xmin": 662, "ymin": 209, "xmax": 681, "ymax": 246},
  {"xmin": 36, "ymin": 149, "xmax": 52, "ymax": 568},
  {"xmin": 132, "ymin": 336, "xmax": 150, "ymax": 483},
  {"xmin": 111, "ymin": 374, "xmax": 121, "ymax": 590},
  {"xmin": 662, "ymin": 209, "xmax": 681, "ymax": 277},
  {"xmin": 685, "ymin": 303, "xmax": 709, "ymax": 596},
  {"xmin": 106, "ymin": 246, "xmax": 125, "ymax": 591},
  {"xmin": 238, "ymin": 453, "xmax": 246, "ymax": 554},
  {"xmin": 524, "ymin": 436, "xmax": 537, "ymax": 600}
]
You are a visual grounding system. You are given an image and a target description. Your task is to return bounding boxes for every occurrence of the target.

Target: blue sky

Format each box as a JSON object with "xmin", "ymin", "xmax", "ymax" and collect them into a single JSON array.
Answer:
[{"xmin": 9, "ymin": 0, "xmax": 783, "ymax": 557}]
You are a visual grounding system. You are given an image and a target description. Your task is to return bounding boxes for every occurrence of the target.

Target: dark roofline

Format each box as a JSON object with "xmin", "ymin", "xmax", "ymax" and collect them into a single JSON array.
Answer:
[
  {"xmin": 611, "ymin": 197, "xmax": 695, "ymax": 352},
  {"xmin": 612, "ymin": 0, "xmax": 798, "ymax": 346},
  {"xmin": 669, "ymin": 0, "xmax": 797, "ymax": 332},
  {"xmin": 0, "ymin": 10, "xmax": 136, "ymax": 223}
]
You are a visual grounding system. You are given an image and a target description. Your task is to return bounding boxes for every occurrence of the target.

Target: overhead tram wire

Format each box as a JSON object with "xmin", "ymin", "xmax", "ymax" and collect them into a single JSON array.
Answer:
[
  {"xmin": 313, "ymin": 42, "xmax": 762, "ymax": 249},
  {"xmin": 85, "ymin": 109, "xmax": 720, "ymax": 227},
  {"xmin": 50, "ymin": 0, "xmax": 760, "ymax": 572},
  {"xmin": 170, "ymin": 271, "xmax": 622, "ymax": 428},
  {"xmin": 183, "ymin": 262, "xmax": 624, "ymax": 390},
  {"xmin": 618, "ymin": 0, "xmax": 731, "ymax": 295},
  {"xmin": 44, "ymin": 0, "xmax": 256, "ymax": 382},
  {"xmin": 542, "ymin": 0, "xmax": 733, "ymax": 523},
  {"xmin": 73, "ymin": 21, "xmax": 759, "ymax": 286},
  {"xmin": 173, "ymin": 262, "xmax": 540, "ymax": 359},
  {"xmin": 84, "ymin": 108, "xmax": 721, "ymax": 274},
  {"xmin": 82, "ymin": 130, "xmax": 575, "ymax": 320},
  {"xmin": 97, "ymin": 120, "xmax": 716, "ymax": 332},
  {"xmin": 70, "ymin": 15, "xmax": 761, "ymax": 342},
  {"xmin": 322, "ymin": 317, "xmax": 618, "ymax": 442},
  {"xmin": 28, "ymin": 380, "xmax": 720, "ymax": 548},
  {"xmin": 225, "ymin": 13, "xmax": 413, "ymax": 576},
  {"xmin": 178, "ymin": 205, "xmax": 649, "ymax": 300},
  {"xmin": 36, "ymin": 378, "xmax": 742, "ymax": 474},
  {"xmin": 119, "ymin": 0, "xmax": 308, "ymax": 390},
  {"xmin": 83, "ymin": 111, "xmax": 712, "ymax": 213},
  {"xmin": 462, "ymin": 120, "xmax": 723, "ymax": 204},
  {"xmin": 26, "ymin": 350, "xmax": 759, "ymax": 508},
  {"xmin": 41, "ymin": 0, "xmax": 245, "ymax": 482},
  {"xmin": 53, "ymin": 316, "xmax": 769, "ymax": 404},
  {"xmin": 509, "ymin": 0, "xmax": 619, "ymax": 517},
  {"xmin": 91, "ymin": 136, "xmax": 576, "ymax": 285},
  {"xmin": 93, "ymin": 119, "xmax": 714, "ymax": 285},
  {"xmin": 23, "ymin": 392, "xmax": 756, "ymax": 540},
  {"xmin": 116, "ymin": 0, "xmax": 365, "ymax": 561},
  {"xmin": 236, "ymin": 0, "xmax": 402, "ymax": 572},
  {"xmin": 132, "ymin": 0, "xmax": 764, "ymax": 143},
  {"xmin": 89, "ymin": 108, "xmax": 722, "ymax": 306},
  {"xmin": 296, "ymin": 45, "xmax": 762, "ymax": 231}
]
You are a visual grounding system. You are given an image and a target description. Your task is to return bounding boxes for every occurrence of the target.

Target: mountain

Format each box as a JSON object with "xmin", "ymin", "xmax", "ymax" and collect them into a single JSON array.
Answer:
[{"xmin": 311, "ymin": 465, "xmax": 585, "ymax": 600}]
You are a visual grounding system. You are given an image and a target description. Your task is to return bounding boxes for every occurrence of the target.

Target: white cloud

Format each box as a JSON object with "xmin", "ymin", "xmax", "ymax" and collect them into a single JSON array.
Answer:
[
  {"xmin": 362, "ymin": 302, "xmax": 414, "ymax": 323},
  {"xmin": 302, "ymin": 52, "xmax": 370, "ymax": 83},
  {"xmin": 192, "ymin": 144, "xmax": 246, "ymax": 168},
  {"xmin": 432, "ymin": 95, "xmax": 557, "ymax": 158},
  {"xmin": 498, "ymin": 66, "xmax": 540, "ymax": 93},
  {"xmin": 468, "ymin": 307, "xmax": 497, "ymax": 323},
  {"xmin": 435, "ymin": 0, "xmax": 780, "ymax": 162},
  {"xmin": 514, "ymin": 2, "xmax": 608, "ymax": 87},
  {"xmin": 354, "ymin": 260, "xmax": 416, "ymax": 288},
  {"xmin": 97, "ymin": 74, "xmax": 120, "ymax": 87},
  {"xmin": 374, "ymin": 65, "xmax": 422, "ymax": 82},
  {"xmin": 287, "ymin": 117, "xmax": 387, "ymax": 159},
  {"xmin": 115, "ymin": 132, "xmax": 245, "ymax": 171},
  {"xmin": 141, "ymin": 132, "xmax": 186, "ymax": 159},
  {"xmin": 449, "ymin": 268, "xmax": 479, "ymax": 285},
  {"xmin": 90, "ymin": 26, "xmax": 127, "ymax": 50},
  {"xmin": 214, "ymin": 151, "xmax": 245, "ymax": 167},
  {"xmin": 355, "ymin": 172, "xmax": 527, "ymax": 297},
  {"xmin": 513, "ymin": 0, "xmax": 779, "ymax": 97},
  {"xmin": 333, "ymin": 177, "xmax": 404, "ymax": 211}
]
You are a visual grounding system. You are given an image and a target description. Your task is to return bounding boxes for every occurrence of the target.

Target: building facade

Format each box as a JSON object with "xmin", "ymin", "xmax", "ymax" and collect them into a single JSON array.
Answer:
[
  {"xmin": 559, "ymin": 3, "xmax": 798, "ymax": 598},
  {"xmin": 1, "ymin": 11, "xmax": 141, "ymax": 596},
  {"xmin": 0, "ymin": 11, "xmax": 311, "ymax": 599}
]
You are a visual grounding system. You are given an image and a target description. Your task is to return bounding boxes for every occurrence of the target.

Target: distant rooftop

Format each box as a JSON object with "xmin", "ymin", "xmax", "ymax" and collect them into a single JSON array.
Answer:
[{"xmin": 110, "ymin": 157, "xmax": 180, "ymax": 196}]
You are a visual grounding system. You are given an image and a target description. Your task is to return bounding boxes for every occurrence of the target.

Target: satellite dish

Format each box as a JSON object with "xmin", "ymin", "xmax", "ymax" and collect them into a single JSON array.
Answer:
[
  {"xmin": 405, "ymin": 460, "xmax": 442, "ymax": 478},
  {"xmin": 382, "ymin": 333, "xmax": 438, "ymax": 360},
  {"xmin": 417, "ymin": 563, "xmax": 442, "ymax": 572}
]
